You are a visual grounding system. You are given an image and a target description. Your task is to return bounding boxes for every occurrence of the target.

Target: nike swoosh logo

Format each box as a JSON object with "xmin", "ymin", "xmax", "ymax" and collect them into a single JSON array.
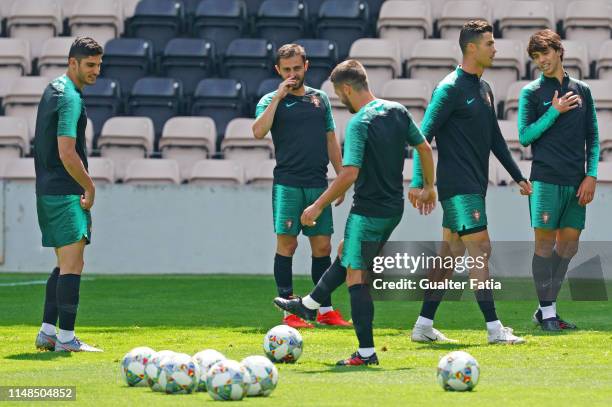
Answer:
[
  {"xmin": 285, "ymin": 102, "xmax": 297, "ymax": 108},
  {"xmin": 543, "ymin": 101, "xmax": 552, "ymax": 106},
  {"xmin": 467, "ymin": 98, "xmax": 475, "ymax": 105},
  {"xmin": 422, "ymin": 334, "xmax": 437, "ymax": 341}
]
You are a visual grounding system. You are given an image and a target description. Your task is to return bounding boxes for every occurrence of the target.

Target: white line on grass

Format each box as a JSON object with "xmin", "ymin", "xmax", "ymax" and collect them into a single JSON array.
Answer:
[{"xmin": 0, "ymin": 278, "xmax": 95, "ymax": 287}]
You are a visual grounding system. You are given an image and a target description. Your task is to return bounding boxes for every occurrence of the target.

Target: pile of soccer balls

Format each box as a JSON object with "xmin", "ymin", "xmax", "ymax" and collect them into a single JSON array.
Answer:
[{"xmin": 120, "ymin": 325, "xmax": 302, "ymax": 400}]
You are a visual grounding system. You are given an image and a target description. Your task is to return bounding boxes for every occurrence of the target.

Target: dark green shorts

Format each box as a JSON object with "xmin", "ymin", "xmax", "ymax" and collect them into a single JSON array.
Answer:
[
  {"xmin": 341, "ymin": 213, "xmax": 402, "ymax": 270},
  {"xmin": 529, "ymin": 181, "xmax": 585, "ymax": 230},
  {"xmin": 441, "ymin": 194, "xmax": 487, "ymax": 235},
  {"xmin": 37, "ymin": 195, "xmax": 92, "ymax": 248},
  {"xmin": 272, "ymin": 184, "xmax": 333, "ymax": 236}
]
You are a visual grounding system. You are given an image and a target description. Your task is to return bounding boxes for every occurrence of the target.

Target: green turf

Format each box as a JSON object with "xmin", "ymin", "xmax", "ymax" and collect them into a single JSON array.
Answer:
[{"xmin": 0, "ymin": 274, "xmax": 611, "ymax": 406}]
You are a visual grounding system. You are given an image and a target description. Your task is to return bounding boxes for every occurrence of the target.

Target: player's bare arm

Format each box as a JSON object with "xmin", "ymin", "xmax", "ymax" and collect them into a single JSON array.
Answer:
[
  {"xmin": 252, "ymin": 78, "xmax": 297, "ymax": 139},
  {"xmin": 326, "ymin": 130, "xmax": 345, "ymax": 206},
  {"xmin": 58, "ymin": 136, "xmax": 95, "ymax": 210}
]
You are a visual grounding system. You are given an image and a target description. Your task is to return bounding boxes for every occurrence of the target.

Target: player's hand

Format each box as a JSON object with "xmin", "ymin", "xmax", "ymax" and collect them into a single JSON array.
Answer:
[
  {"xmin": 276, "ymin": 76, "xmax": 297, "ymax": 99},
  {"xmin": 552, "ymin": 90, "xmax": 580, "ymax": 114},
  {"xmin": 301, "ymin": 203, "xmax": 322, "ymax": 227},
  {"xmin": 576, "ymin": 176, "xmax": 596, "ymax": 206},
  {"xmin": 408, "ymin": 187, "xmax": 421, "ymax": 208},
  {"xmin": 334, "ymin": 192, "xmax": 345, "ymax": 207},
  {"xmin": 416, "ymin": 186, "xmax": 437, "ymax": 215},
  {"xmin": 81, "ymin": 187, "xmax": 95, "ymax": 210},
  {"xmin": 518, "ymin": 180, "xmax": 532, "ymax": 196}
]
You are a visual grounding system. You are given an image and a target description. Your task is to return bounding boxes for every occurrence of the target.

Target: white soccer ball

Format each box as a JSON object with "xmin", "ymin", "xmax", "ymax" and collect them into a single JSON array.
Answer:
[
  {"xmin": 192, "ymin": 349, "xmax": 226, "ymax": 392},
  {"xmin": 158, "ymin": 352, "xmax": 200, "ymax": 394},
  {"xmin": 241, "ymin": 355, "xmax": 279, "ymax": 397},
  {"xmin": 121, "ymin": 346, "xmax": 156, "ymax": 387},
  {"xmin": 437, "ymin": 351, "xmax": 480, "ymax": 391},
  {"xmin": 145, "ymin": 350, "xmax": 176, "ymax": 392},
  {"xmin": 263, "ymin": 325, "xmax": 303, "ymax": 363},
  {"xmin": 206, "ymin": 359, "xmax": 251, "ymax": 401}
]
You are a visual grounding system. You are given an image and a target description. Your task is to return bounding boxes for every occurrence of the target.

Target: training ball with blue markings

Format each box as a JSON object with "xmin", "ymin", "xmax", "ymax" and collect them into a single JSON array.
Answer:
[
  {"xmin": 121, "ymin": 346, "xmax": 156, "ymax": 387},
  {"xmin": 437, "ymin": 351, "xmax": 480, "ymax": 391},
  {"xmin": 263, "ymin": 325, "xmax": 303, "ymax": 363}
]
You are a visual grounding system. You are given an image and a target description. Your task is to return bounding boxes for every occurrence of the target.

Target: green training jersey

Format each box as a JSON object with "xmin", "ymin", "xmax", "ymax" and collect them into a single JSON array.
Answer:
[
  {"xmin": 255, "ymin": 86, "xmax": 335, "ymax": 188},
  {"xmin": 343, "ymin": 99, "xmax": 425, "ymax": 218},
  {"xmin": 34, "ymin": 74, "xmax": 88, "ymax": 196}
]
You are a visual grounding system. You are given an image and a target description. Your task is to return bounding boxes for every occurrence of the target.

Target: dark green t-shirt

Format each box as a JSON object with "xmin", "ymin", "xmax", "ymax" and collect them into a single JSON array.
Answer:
[
  {"xmin": 255, "ymin": 86, "xmax": 335, "ymax": 188},
  {"xmin": 34, "ymin": 75, "xmax": 88, "ymax": 196},
  {"xmin": 344, "ymin": 99, "xmax": 425, "ymax": 218}
]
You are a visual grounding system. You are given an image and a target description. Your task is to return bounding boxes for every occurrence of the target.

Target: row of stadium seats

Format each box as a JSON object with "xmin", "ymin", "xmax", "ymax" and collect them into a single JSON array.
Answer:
[{"xmin": 3, "ymin": 156, "xmax": 612, "ymax": 186}]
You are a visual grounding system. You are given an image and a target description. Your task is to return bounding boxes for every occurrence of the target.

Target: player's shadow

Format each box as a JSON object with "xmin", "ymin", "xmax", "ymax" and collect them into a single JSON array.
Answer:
[
  {"xmin": 298, "ymin": 365, "xmax": 414, "ymax": 374},
  {"xmin": 5, "ymin": 352, "xmax": 72, "ymax": 361},
  {"xmin": 412, "ymin": 343, "xmax": 480, "ymax": 350}
]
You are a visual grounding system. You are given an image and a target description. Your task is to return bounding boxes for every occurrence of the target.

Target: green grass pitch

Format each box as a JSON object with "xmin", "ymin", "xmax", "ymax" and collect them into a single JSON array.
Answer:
[{"xmin": 0, "ymin": 273, "xmax": 611, "ymax": 406}]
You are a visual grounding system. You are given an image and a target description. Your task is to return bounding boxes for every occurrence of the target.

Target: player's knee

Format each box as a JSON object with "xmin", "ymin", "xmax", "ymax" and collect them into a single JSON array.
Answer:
[
  {"xmin": 345, "ymin": 268, "xmax": 363, "ymax": 286},
  {"xmin": 278, "ymin": 239, "xmax": 298, "ymax": 256},
  {"xmin": 557, "ymin": 242, "xmax": 579, "ymax": 259},
  {"xmin": 313, "ymin": 242, "xmax": 332, "ymax": 257},
  {"xmin": 535, "ymin": 240, "xmax": 555, "ymax": 257}
]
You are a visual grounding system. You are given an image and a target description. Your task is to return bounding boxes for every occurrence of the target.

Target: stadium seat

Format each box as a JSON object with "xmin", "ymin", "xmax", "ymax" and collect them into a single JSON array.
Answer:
[
  {"xmin": 85, "ymin": 118, "xmax": 94, "ymax": 154},
  {"xmin": 0, "ymin": 116, "xmax": 29, "ymax": 159},
  {"xmin": 38, "ymin": 37, "xmax": 75, "ymax": 79},
  {"xmin": 256, "ymin": 78, "xmax": 282, "ymax": 101},
  {"xmin": 6, "ymin": 0, "xmax": 62, "ymax": 59},
  {"xmin": 497, "ymin": 119, "xmax": 524, "ymax": 160},
  {"xmin": 1, "ymin": 158, "xmax": 36, "ymax": 182},
  {"xmin": 321, "ymin": 79, "xmax": 342, "ymax": 108},
  {"xmin": 377, "ymin": 1, "xmax": 432, "ymax": 63},
  {"xmin": 124, "ymin": 159, "xmax": 180, "ymax": 185},
  {"xmin": 332, "ymin": 107, "xmax": 353, "ymax": 145},
  {"xmin": 348, "ymin": 38, "xmax": 401, "ymax": 93},
  {"xmin": 597, "ymin": 40, "xmax": 612, "ymax": 80},
  {"xmin": 564, "ymin": 1, "xmax": 612, "ymax": 62},
  {"xmin": 161, "ymin": 38, "xmax": 216, "ymax": 95},
  {"xmin": 221, "ymin": 118, "xmax": 274, "ymax": 167},
  {"xmin": 481, "ymin": 39, "xmax": 525, "ymax": 105},
  {"xmin": 381, "ymin": 79, "xmax": 431, "ymax": 123},
  {"xmin": 58, "ymin": 0, "xmax": 79, "ymax": 18},
  {"xmin": 294, "ymin": 38, "xmax": 338, "ymax": 88},
  {"xmin": 82, "ymin": 78, "xmax": 122, "ymax": 143},
  {"xmin": 315, "ymin": 0, "xmax": 370, "ymax": 60},
  {"xmin": 190, "ymin": 159, "xmax": 245, "ymax": 185},
  {"xmin": 97, "ymin": 117, "xmax": 155, "ymax": 181},
  {"xmin": 0, "ymin": 38, "xmax": 31, "ymax": 98},
  {"xmin": 192, "ymin": 0, "xmax": 248, "ymax": 54},
  {"xmin": 181, "ymin": 0, "xmax": 204, "ymax": 16},
  {"xmin": 497, "ymin": 1, "xmax": 555, "ymax": 45},
  {"xmin": 222, "ymin": 38, "xmax": 276, "ymax": 100},
  {"xmin": 2, "ymin": 77, "xmax": 49, "ymax": 141},
  {"xmin": 406, "ymin": 40, "xmax": 462, "ymax": 90},
  {"xmin": 159, "ymin": 117, "xmax": 217, "ymax": 181},
  {"xmin": 588, "ymin": 80, "xmax": 612, "ymax": 125},
  {"xmin": 247, "ymin": 158, "xmax": 275, "ymax": 185},
  {"xmin": 507, "ymin": 160, "xmax": 532, "ymax": 185},
  {"xmin": 87, "ymin": 157, "xmax": 115, "ymax": 184},
  {"xmin": 127, "ymin": 77, "xmax": 183, "ymax": 147},
  {"xmin": 598, "ymin": 119, "xmax": 612, "ymax": 160},
  {"xmin": 503, "ymin": 80, "xmax": 531, "ymax": 120},
  {"xmin": 529, "ymin": 40, "xmax": 589, "ymax": 80},
  {"xmin": 255, "ymin": 0, "xmax": 308, "ymax": 45},
  {"xmin": 127, "ymin": 0, "xmax": 184, "ymax": 56},
  {"xmin": 596, "ymin": 161, "xmax": 612, "ymax": 182},
  {"xmin": 122, "ymin": 0, "xmax": 140, "ymax": 18},
  {"xmin": 191, "ymin": 78, "xmax": 248, "ymax": 146},
  {"xmin": 438, "ymin": 1, "xmax": 492, "ymax": 40},
  {"xmin": 244, "ymin": 0, "xmax": 265, "ymax": 16},
  {"xmin": 69, "ymin": 0, "xmax": 123, "ymax": 47},
  {"xmin": 101, "ymin": 38, "xmax": 154, "ymax": 99}
]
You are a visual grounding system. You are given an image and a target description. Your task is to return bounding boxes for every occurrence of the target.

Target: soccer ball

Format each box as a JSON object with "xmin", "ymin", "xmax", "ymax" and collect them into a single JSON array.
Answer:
[
  {"xmin": 206, "ymin": 359, "xmax": 251, "ymax": 401},
  {"xmin": 241, "ymin": 355, "xmax": 279, "ymax": 397},
  {"xmin": 145, "ymin": 350, "xmax": 176, "ymax": 391},
  {"xmin": 437, "ymin": 351, "xmax": 480, "ymax": 391},
  {"xmin": 263, "ymin": 325, "xmax": 303, "ymax": 363},
  {"xmin": 192, "ymin": 349, "xmax": 225, "ymax": 392},
  {"xmin": 158, "ymin": 353, "xmax": 200, "ymax": 394},
  {"xmin": 121, "ymin": 346, "xmax": 156, "ymax": 387}
]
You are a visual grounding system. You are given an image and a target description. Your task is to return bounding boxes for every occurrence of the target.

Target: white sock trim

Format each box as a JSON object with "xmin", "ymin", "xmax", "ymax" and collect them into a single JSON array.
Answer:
[
  {"xmin": 358, "ymin": 347, "xmax": 375, "ymax": 358},
  {"xmin": 416, "ymin": 316, "xmax": 434, "ymax": 327},
  {"xmin": 57, "ymin": 329, "xmax": 75, "ymax": 343},
  {"xmin": 541, "ymin": 305, "xmax": 556, "ymax": 320},
  {"xmin": 318, "ymin": 306, "xmax": 333, "ymax": 314},
  {"xmin": 486, "ymin": 320, "xmax": 503, "ymax": 331},
  {"xmin": 40, "ymin": 323, "xmax": 56, "ymax": 336},
  {"xmin": 302, "ymin": 295, "xmax": 320, "ymax": 310}
]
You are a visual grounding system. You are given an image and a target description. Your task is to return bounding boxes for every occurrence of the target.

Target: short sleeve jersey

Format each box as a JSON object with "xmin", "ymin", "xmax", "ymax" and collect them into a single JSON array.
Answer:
[
  {"xmin": 255, "ymin": 86, "xmax": 335, "ymax": 188},
  {"xmin": 343, "ymin": 99, "xmax": 425, "ymax": 218},
  {"xmin": 34, "ymin": 75, "xmax": 88, "ymax": 196}
]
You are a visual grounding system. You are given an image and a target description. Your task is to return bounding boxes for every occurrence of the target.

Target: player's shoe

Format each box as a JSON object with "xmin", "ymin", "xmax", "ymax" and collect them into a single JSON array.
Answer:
[
  {"xmin": 317, "ymin": 310, "xmax": 352, "ymax": 326},
  {"xmin": 54, "ymin": 337, "xmax": 103, "ymax": 352},
  {"xmin": 35, "ymin": 331, "xmax": 57, "ymax": 351},
  {"xmin": 274, "ymin": 296, "xmax": 317, "ymax": 322},
  {"xmin": 411, "ymin": 324, "xmax": 458, "ymax": 343},
  {"xmin": 533, "ymin": 309, "xmax": 577, "ymax": 329},
  {"xmin": 487, "ymin": 326, "xmax": 525, "ymax": 344},
  {"xmin": 283, "ymin": 314, "xmax": 314, "ymax": 329},
  {"xmin": 336, "ymin": 351, "xmax": 379, "ymax": 366},
  {"xmin": 540, "ymin": 319, "xmax": 562, "ymax": 332}
]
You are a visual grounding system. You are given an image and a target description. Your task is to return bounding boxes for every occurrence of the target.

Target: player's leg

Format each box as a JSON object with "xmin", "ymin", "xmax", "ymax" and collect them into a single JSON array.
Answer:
[
  {"xmin": 462, "ymin": 229, "xmax": 524, "ymax": 344},
  {"xmin": 551, "ymin": 227, "xmax": 581, "ymax": 329},
  {"xmin": 411, "ymin": 228, "xmax": 463, "ymax": 343},
  {"xmin": 35, "ymin": 249, "xmax": 60, "ymax": 351},
  {"xmin": 532, "ymin": 227, "xmax": 559, "ymax": 330}
]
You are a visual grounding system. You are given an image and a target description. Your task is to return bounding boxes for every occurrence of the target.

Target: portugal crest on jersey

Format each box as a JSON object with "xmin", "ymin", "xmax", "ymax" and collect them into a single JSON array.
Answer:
[
  {"xmin": 542, "ymin": 212, "xmax": 550, "ymax": 224},
  {"xmin": 310, "ymin": 95, "xmax": 321, "ymax": 108},
  {"xmin": 472, "ymin": 209, "xmax": 481, "ymax": 222}
]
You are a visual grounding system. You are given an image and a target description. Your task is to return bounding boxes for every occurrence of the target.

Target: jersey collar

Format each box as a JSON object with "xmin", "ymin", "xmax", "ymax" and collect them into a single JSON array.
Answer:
[
  {"xmin": 540, "ymin": 71, "xmax": 570, "ymax": 87},
  {"xmin": 456, "ymin": 66, "xmax": 481, "ymax": 83}
]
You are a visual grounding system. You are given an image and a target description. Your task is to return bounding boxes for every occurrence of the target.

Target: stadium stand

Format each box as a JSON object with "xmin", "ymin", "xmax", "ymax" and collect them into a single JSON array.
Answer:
[
  {"xmin": 597, "ymin": 40, "xmax": 612, "ymax": 80},
  {"xmin": 161, "ymin": 38, "xmax": 216, "ymax": 96},
  {"xmin": 380, "ymin": 79, "xmax": 431, "ymax": 123},
  {"xmin": 221, "ymin": 117, "xmax": 274, "ymax": 166},
  {"xmin": 256, "ymin": 78, "xmax": 283, "ymax": 102},
  {"xmin": 6, "ymin": 0, "xmax": 62, "ymax": 59},
  {"xmin": 2, "ymin": 77, "xmax": 49, "ymax": 141},
  {"xmin": 192, "ymin": 0, "xmax": 248, "ymax": 54},
  {"xmin": 68, "ymin": 0, "xmax": 124, "ymax": 47},
  {"xmin": 0, "ymin": 38, "xmax": 31, "ymax": 98},
  {"xmin": 190, "ymin": 159, "xmax": 245, "ymax": 185},
  {"xmin": 101, "ymin": 38, "xmax": 154, "ymax": 94},
  {"xmin": 82, "ymin": 78, "xmax": 122, "ymax": 143},
  {"xmin": 503, "ymin": 80, "xmax": 531, "ymax": 120},
  {"xmin": 255, "ymin": 0, "xmax": 308, "ymax": 46},
  {"xmin": 497, "ymin": 1, "xmax": 555, "ymax": 45},
  {"xmin": 348, "ymin": 38, "xmax": 401, "ymax": 93},
  {"xmin": 438, "ymin": 1, "xmax": 492, "ymax": 40},
  {"xmin": 294, "ymin": 38, "xmax": 338, "ymax": 89},
  {"xmin": 1, "ymin": 157, "xmax": 36, "ymax": 182},
  {"xmin": 377, "ymin": 1, "xmax": 432, "ymax": 63},
  {"xmin": 406, "ymin": 39, "xmax": 462, "ymax": 89},
  {"xmin": 87, "ymin": 157, "xmax": 116, "ymax": 184},
  {"xmin": 564, "ymin": 0, "xmax": 612, "ymax": 62},
  {"xmin": 38, "ymin": 37, "xmax": 76, "ymax": 79},
  {"xmin": 481, "ymin": 39, "xmax": 524, "ymax": 105},
  {"xmin": 124, "ymin": 158, "xmax": 181, "ymax": 185},
  {"xmin": 247, "ymin": 158, "xmax": 276, "ymax": 185},
  {"xmin": 0, "ymin": 116, "xmax": 29, "ymax": 159},
  {"xmin": 315, "ymin": 0, "xmax": 370, "ymax": 60},
  {"xmin": 127, "ymin": 0, "xmax": 184, "ymax": 56},
  {"xmin": 223, "ymin": 38, "xmax": 276, "ymax": 100}
]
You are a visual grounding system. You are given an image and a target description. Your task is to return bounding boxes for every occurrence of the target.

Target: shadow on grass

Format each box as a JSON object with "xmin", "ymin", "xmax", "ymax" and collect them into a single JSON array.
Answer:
[
  {"xmin": 298, "ymin": 365, "xmax": 414, "ymax": 374},
  {"xmin": 5, "ymin": 352, "xmax": 72, "ymax": 361},
  {"xmin": 412, "ymin": 342, "xmax": 481, "ymax": 350}
]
